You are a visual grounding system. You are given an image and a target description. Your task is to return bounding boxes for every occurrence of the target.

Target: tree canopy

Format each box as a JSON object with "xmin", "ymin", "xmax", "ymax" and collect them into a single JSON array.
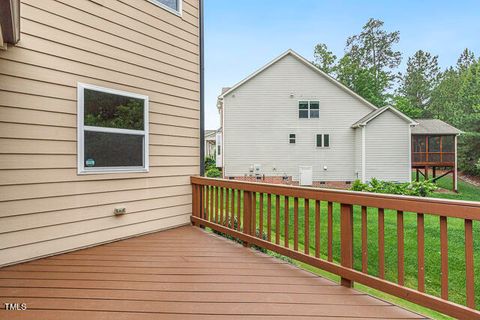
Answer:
[{"xmin": 313, "ymin": 19, "xmax": 480, "ymax": 175}]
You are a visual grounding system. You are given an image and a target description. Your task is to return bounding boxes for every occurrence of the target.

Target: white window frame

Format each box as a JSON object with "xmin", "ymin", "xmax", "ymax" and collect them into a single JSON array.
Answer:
[
  {"xmin": 149, "ymin": 0, "xmax": 182, "ymax": 16},
  {"xmin": 298, "ymin": 100, "xmax": 320, "ymax": 119},
  {"xmin": 316, "ymin": 134, "xmax": 330, "ymax": 148},
  {"xmin": 77, "ymin": 83, "xmax": 149, "ymax": 175}
]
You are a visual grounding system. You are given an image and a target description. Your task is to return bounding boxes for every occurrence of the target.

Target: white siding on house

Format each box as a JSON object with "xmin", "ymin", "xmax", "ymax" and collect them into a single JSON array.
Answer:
[
  {"xmin": 364, "ymin": 111, "xmax": 411, "ymax": 182},
  {"xmin": 223, "ymin": 54, "xmax": 374, "ymax": 181}
]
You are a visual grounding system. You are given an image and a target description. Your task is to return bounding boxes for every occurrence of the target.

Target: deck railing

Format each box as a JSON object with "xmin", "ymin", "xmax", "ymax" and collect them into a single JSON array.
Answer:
[
  {"xmin": 190, "ymin": 176, "xmax": 480, "ymax": 319},
  {"xmin": 412, "ymin": 151, "xmax": 455, "ymax": 165}
]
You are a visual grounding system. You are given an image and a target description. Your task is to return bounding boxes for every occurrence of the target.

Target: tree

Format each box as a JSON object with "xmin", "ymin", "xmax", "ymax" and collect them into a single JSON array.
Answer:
[
  {"xmin": 336, "ymin": 54, "xmax": 389, "ymax": 106},
  {"xmin": 345, "ymin": 18, "xmax": 401, "ymax": 86},
  {"xmin": 313, "ymin": 43, "xmax": 337, "ymax": 75},
  {"xmin": 398, "ymin": 50, "xmax": 440, "ymax": 115},
  {"xmin": 391, "ymin": 95, "xmax": 423, "ymax": 118},
  {"xmin": 456, "ymin": 48, "xmax": 476, "ymax": 72},
  {"xmin": 313, "ymin": 18, "xmax": 402, "ymax": 107}
]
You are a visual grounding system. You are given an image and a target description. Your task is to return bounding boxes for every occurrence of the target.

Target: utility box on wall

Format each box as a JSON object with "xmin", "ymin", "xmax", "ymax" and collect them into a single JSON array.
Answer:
[{"xmin": 299, "ymin": 166, "xmax": 313, "ymax": 186}]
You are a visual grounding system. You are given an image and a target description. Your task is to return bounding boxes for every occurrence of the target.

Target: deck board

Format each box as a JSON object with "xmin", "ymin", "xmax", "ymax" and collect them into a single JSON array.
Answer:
[{"xmin": 0, "ymin": 225, "xmax": 427, "ymax": 319}]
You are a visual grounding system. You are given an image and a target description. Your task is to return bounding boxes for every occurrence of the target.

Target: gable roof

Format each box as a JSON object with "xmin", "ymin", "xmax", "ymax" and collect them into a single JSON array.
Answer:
[
  {"xmin": 411, "ymin": 119, "xmax": 463, "ymax": 135},
  {"xmin": 351, "ymin": 106, "xmax": 417, "ymax": 128},
  {"xmin": 218, "ymin": 49, "xmax": 378, "ymax": 111}
]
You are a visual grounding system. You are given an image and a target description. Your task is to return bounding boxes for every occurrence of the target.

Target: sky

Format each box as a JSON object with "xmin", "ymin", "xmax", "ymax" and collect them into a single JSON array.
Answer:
[{"xmin": 204, "ymin": 0, "xmax": 480, "ymax": 130}]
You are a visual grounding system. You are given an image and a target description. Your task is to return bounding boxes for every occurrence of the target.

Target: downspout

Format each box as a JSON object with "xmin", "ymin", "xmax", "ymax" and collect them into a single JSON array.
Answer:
[{"xmin": 199, "ymin": 0, "xmax": 205, "ymax": 176}]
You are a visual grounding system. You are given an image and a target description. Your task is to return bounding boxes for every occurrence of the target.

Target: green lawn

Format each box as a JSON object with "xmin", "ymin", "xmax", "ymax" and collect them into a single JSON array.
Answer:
[{"xmin": 207, "ymin": 174, "xmax": 480, "ymax": 319}]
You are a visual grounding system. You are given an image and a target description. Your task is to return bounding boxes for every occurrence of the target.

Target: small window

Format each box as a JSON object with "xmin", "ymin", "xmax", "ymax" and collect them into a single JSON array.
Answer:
[
  {"xmin": 151, "ymin": 0, "xmax": 182, "ymax": 14},
  {"xmin": 289, "ymin": 134, "xmax": 296, "ymax": 144},
  {"xmin": 316, "ymin": 134, "xmax": 322, "ymax": 147},
  {"xmin": 77, "ymin": 83, "xmax": 149, "ymax": 174},
  {"xmin": 298, "ymin": 101, "xmax": 320, "ymax": 119},
  {"xmin": 217, "ymin": 145, "xmax": 221, "ymax": 155},
  {"xmin": 316, "ymin": 134, "xmax": 330, "ymax": 148}
]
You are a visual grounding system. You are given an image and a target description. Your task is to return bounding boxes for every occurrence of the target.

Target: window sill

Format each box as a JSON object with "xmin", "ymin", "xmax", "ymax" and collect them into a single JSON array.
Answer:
[{"xmin": 77, "ymin": 167, "xmax": 149, "ymax": 175}]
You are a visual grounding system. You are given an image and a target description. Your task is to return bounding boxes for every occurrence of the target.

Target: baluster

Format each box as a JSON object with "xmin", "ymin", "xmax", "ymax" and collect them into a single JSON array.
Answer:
[
  {"xmin": 237, "ymin": 190, "xmax": 242, "ymax": 231},
  {"xmin": 294, "ymin": 197, "xmax": 299, "ymax": 251},
  {"xmin": 220, "ymin": 187, "xmax": 224, "ymax": 225},
  {"xmin": 304, "ymin": 198, "xmax": 310, "ymax": 255},
  {"xmin": 215, "ymin": 187, "xmax": 219, "ymax": 223},
  {"xmin": 284, "ymin": 196, "xmax": 289, "ymax": 248},
  {"xmin": 230, "ymin": 188, "xmax": 235, "ymax": 229},
  {"xmin": 200, "ymin": 185, "xmax": 205, "ymax": 220},
  {"xmin": 225, "ymin": 188, "xmax": 229, "ymax": 226},
  {"xmin": 267, "ymin": 194, "xmax": 272, "ymax": 242},
  {"xmin": 465, "ymin": 219, "xmax": 475, "ymax": 308},
  {"xmin": 417, "ymin": 213, "xmax": 425, "ymax": 292},
  {"xmin": 210, "ymin": 186, "xmax": 214, "ymax": 222},
  {"xmin": 328, "ymin": 202, "xmax": 333, "ymax": 262},
  {"xmin": 259, "ymin": 193, "xmax": 264, "ymax": 238},
  {"xmin": 252, "ymin": 192, "xmax": 257, "ymax": 237},
  {"xmin": 361, "ymin": 206, "xmax": 368, "ymax": 273},
  {"xmin": 397, "ymin": 210, "xmax": 404, "ymax": 285},
  {"xmin": 440, "ymin": 216, "xmax": 449, "ymax": 300},
  {"xmin": 276, "ymin": 195, "xmax": 280, "ymax": 245},
  {"xmin": 206, "ymin": 186, "xmax": 211, "ymax": 221},
  {"xmin": 378, "ymin": 208, "xmax": 385, "ymax": 279},
  {"xmin": 315, "ymin": 200, "xmax": 320, "ymax": 258}
]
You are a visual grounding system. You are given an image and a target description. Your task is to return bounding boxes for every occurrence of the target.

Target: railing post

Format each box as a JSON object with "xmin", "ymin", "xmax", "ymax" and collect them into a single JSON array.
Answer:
[
  {"xmin": 191, "ymin": 184, "xmax": 197, "ymax": 226},
  {"xmin": 340, "ymin": 203, "xmax": 354, "ymax": 288},
  {"xmin": 243, "ymin": 190, "xmax": 253, "ymax": 247}
]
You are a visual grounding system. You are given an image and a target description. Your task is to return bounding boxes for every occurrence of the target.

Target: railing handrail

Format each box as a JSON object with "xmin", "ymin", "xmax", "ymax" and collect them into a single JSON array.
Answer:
[
  {"xmin": 190, "ymin": 176, "xmax": 480, "ymax": 319},
  {"xmin": 191, "ymin": 176, "xmax": 480, "ymax": 219}
]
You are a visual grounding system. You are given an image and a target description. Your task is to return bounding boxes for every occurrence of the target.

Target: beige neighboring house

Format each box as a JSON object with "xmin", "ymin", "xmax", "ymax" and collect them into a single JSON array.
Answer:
[
  {"xmin": 217, "ymin": 50, "xmax": 417, "ymax": 187},
  {"xmin": 0, "ymin": 0, "xmax": 201, "ymax": 266},
  {"xmin": 204, "ymin": 129, "xmax": 216, "ymax": 157}
]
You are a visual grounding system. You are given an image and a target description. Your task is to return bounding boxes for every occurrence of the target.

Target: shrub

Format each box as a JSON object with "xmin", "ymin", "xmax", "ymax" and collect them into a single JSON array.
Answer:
[
  {"xmin": 206, "ymin": 168, "xmax": 222, "ymax": 178},
  {"xmin": 204, "ymin": 155, "xmax": 216, "ymax": 171},
  {"xmin": 350, "ymin": 178, "xmax": 437, "ymax": 197}
]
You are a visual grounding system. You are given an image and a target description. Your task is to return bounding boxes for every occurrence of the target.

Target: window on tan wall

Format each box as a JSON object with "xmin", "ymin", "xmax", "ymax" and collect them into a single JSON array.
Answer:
[
  {"xmin": 151, "ymin": 0, "xmax": 182, "ymax": 15},
  {"xmin": 77, "ymin": 83, "xmax": 149, "ymax": 174}
]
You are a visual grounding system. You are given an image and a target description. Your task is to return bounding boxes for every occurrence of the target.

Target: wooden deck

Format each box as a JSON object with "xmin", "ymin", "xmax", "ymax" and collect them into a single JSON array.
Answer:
[{"xmin": 0, "ymin": 226, "xmax": 426, "ymax": 320}]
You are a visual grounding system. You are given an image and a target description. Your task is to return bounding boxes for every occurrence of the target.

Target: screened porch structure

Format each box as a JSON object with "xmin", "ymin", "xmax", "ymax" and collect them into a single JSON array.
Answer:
[{"xmin": 411, "ymin": 119, "xmax": 463, "ymax": 191}]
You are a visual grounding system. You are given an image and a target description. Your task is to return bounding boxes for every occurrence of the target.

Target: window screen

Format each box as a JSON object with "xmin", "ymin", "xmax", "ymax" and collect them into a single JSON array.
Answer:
[{"xmin": 78, "ymin": 84, "xmax": 149, "ymax": 173}]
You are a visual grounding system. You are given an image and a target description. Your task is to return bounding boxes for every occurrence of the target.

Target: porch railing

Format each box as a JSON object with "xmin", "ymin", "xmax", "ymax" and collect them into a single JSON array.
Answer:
[{"xmin": 190, "ymin": 176, "xmax": 480, "ymax": 320}]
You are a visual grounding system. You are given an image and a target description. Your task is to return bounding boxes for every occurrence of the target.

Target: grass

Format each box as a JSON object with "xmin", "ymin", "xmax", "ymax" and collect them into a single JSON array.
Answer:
[{"xmin": 206, "ymin": 174, "xmax": 480, "ymax": 319}]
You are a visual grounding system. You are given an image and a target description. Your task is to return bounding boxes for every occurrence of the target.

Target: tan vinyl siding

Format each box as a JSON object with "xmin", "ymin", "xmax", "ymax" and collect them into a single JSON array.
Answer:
[
  {"xmin": 364, "ymin": 111, "xmax": 411, "ymax": 182},
  {"xmin": 0, "ymin": 0, "xmax": 200, "ymax": 266}
]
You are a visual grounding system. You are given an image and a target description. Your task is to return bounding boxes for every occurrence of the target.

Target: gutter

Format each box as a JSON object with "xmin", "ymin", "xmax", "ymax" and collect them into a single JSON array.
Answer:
[
  {"xmin": 0, "ymin": 0, "xmax": 20, "ymax": 46},
  {"xmin": 199, "ymin": 0, "xmax": 205, "ymax": 176}
]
